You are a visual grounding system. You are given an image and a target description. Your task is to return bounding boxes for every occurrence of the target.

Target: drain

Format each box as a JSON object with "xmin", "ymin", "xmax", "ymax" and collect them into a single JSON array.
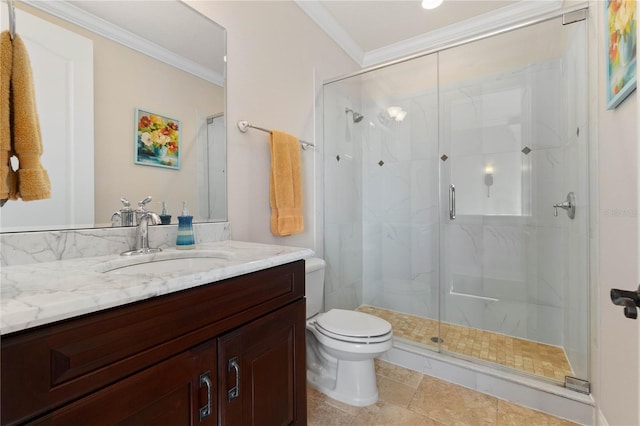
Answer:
[{"xmin": 430, "ymin": 336, "xmax": 444, "ymax": 343}]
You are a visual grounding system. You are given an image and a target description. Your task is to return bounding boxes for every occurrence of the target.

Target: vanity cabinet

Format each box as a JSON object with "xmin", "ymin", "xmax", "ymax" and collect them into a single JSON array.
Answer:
[
  {"xmin": 218, "ymin": 301, "xmax": 305, "ymax": 425},
  {"xmin": 1, "ymin": 260, "xmax": 306, "ymax": 426},
  {"xmin": 30, "ymin": 340, "xmax": 218, "ymax": 425}
]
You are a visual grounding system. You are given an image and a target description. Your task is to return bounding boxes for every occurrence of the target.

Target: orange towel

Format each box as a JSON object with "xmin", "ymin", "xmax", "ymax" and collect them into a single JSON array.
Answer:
[
  {"xmin": 0, "ymin": 32, "xmax": 50, "ymax": 204},
  {"xmin": 269, "ymin": 130, "xmax": 304, "ymax": 236},
  {"xmin": 0, "ymin": 31, "xmax": 14, "ymax": 202},
  {"xmin": 11, "ymin": 33, "xmax": 50, "ymax": 201}
]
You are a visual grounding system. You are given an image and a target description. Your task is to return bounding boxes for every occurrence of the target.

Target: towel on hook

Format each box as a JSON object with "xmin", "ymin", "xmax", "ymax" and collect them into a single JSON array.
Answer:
[
  {"xmin": 269, "ymin": 130, "xmax": 304, "ymax": 236},
  {"xmin": 6, "ymin": 33, "xmax": 51, "ymax": 202}
]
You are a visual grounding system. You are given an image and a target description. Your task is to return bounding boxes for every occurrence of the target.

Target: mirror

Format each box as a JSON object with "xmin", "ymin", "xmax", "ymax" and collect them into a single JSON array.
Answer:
[{"xmin": 0, "ymin": 0, "xmax": 226, "ymax": 232}]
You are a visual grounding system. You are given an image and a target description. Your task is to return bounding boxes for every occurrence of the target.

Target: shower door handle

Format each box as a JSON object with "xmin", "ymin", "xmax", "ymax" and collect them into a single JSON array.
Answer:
[{"xmin": 449, "ymin": 184, "xmax": 456, "ymax": 220}]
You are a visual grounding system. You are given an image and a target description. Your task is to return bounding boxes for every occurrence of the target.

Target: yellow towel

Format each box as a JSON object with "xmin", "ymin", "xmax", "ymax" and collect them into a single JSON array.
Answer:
[
  {"xmin": 269, "ymin": 130, "xmax": 304, "ymax": 236},
  {"xmin": 1, "ymin": 31, "xmax": 14, "ymax": 202},
  {"xmin": 9, "ymin": 33, "xmax": 51, "ymax": 201}
]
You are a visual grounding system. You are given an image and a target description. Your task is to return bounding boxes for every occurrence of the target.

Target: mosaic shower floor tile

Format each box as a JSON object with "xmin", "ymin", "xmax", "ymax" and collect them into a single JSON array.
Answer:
[{"xmin": 357, "ymin": 305, "xmax": 573, "ymax": 382}]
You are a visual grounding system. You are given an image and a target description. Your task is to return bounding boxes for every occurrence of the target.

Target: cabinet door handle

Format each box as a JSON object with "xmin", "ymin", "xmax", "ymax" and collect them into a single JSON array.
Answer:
[
  {"xmin": 199, "ymin": 371, "xmax": 213, "ymax": 421},
  {"xmin": 449, "ymin": 184, "xmax": 456, "ymax": 220},
  {"xmin": 227, "ymin": 357, "xmax": 240, "ymax": 401}
]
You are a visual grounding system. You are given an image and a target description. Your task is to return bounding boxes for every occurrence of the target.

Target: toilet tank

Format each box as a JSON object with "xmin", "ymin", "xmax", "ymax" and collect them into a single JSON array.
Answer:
[{"xmin": 305, "ymin": 257, "xmax": 326, "ymax": 319}]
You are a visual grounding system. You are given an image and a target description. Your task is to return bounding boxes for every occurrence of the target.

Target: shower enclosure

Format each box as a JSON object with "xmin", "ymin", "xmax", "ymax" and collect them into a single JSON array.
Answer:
[{"xmin": 323, "ymin": 9, "xmax": 589, "ymax": 387}]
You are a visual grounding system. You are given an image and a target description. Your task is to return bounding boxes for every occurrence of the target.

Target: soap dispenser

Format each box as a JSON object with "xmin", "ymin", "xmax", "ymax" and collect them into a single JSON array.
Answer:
[
  {"xmin": 159, "ymin": 201, "xmax": 172, "ymax": 225},
  {"xmin": 176, "ymin": 201, "xmax": 195, "ymax": 250}
]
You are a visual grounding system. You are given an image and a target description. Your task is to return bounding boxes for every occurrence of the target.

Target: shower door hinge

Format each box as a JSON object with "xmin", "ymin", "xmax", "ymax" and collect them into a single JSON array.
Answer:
[
  {"xmin": 565, "ymin": 376, "xmax": 590, "ymax": 394},
  {"xmin": 562, "ymin": 9, "xmax": 587, "ymax": 25}
]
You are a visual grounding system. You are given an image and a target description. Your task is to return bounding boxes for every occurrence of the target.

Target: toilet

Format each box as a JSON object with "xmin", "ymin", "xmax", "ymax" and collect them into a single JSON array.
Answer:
[{"xmin": 305, "ymin": 257, "xmax": 393, "ymax": 406}]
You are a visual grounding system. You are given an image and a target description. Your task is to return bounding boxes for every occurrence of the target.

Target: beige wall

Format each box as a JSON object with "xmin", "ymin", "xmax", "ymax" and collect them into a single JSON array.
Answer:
[
  {"xmin": 92, "ymin": 40, "xmax": 223, "ymax": 225},
  {"xmin": 189, "ymin": 1, "xmax": 359, "ymax": 250},
  {"xmin": 595, "ymin": 1, "xmax": 639, "ymax": 425}
]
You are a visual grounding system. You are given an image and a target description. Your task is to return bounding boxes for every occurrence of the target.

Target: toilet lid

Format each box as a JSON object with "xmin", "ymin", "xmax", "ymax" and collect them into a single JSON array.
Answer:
[{"xmin": 316, "ymin": 309, "xmax": 392, "ymax": 339}]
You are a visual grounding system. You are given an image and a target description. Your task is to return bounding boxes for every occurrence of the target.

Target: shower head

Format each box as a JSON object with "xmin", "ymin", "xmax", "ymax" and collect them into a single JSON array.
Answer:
[{"xmin": 345, "ymin": 108, "xmax": 364, "ymax": 123}]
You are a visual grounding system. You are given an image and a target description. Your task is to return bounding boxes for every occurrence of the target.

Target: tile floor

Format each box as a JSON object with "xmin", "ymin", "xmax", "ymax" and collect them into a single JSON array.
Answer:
[
  {"xmin": 307, "ymin": 359, "xmax": 579, "ymax": 425},
  {"xmin": 357, "ymin": 305, "xmax": 573, "ymax": 381}
]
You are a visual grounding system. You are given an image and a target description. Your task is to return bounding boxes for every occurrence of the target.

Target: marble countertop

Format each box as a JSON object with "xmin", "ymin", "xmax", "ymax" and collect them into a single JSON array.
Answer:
[{"xmin": 1, "ymin": 240, "xmax": 314, "ymax": 335}]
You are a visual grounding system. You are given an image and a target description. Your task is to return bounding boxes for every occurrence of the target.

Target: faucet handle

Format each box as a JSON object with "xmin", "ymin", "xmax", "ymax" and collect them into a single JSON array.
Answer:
[{"xmin": 137, "ymin": 196, "xmax": 153, "ymax": 212}]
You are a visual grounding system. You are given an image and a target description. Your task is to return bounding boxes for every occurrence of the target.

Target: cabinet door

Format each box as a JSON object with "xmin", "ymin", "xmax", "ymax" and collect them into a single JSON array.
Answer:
[
  {"xmin": 30, "ymin": 341, "xmax": 217, "ymax": 426},
  {"xmin": 218, "ymin": 300, "xmax": 306, "ymax": 426}
]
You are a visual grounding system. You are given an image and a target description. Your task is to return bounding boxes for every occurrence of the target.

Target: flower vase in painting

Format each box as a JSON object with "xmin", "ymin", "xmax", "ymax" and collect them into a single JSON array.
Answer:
[{"xmin": 135, "ymin": 109, "xmax": 181, "ymax": 169}]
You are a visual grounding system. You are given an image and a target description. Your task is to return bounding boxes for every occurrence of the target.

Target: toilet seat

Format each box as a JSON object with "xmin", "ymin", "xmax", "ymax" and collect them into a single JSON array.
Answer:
[{"xmin": 314, "ymin": 309, "xmax": 392, "ymax": 344}]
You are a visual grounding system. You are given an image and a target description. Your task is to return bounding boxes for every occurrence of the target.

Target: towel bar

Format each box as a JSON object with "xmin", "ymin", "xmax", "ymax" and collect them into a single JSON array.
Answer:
[{"xmin": 237, "ymin": 120, "xmax": 316, "ymax": 150}]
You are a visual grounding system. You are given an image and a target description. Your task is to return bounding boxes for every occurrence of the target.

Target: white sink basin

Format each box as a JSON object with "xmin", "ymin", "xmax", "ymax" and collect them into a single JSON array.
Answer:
[{"xmin": 96, "ymin": 249, "xmax": 235, "ymax": 275}]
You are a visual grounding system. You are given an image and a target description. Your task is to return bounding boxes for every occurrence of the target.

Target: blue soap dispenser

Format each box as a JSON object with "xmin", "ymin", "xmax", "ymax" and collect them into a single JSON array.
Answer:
[
  {"xmin": 159, "ymin": 201, "xmax": 172, "ymax": 225},
  {"xmin": 176, "ymin": 201, "xmax": 195, "ymax": 250}
]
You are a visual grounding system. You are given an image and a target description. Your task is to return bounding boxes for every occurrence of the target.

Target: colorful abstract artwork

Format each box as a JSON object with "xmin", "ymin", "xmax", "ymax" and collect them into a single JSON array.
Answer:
[
  {"xmin": 606, "ymin": 0, "xmax": 637, "ymax": 109},
  {"xmin": 134, "ymin": 108, "xmax": 181, "ymax": 169}
]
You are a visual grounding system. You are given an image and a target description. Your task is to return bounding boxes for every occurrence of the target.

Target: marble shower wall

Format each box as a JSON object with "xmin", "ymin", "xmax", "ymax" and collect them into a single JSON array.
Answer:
[{"xmin": 361, "ymin": 91, "xmax": 440, "ymax": 319}]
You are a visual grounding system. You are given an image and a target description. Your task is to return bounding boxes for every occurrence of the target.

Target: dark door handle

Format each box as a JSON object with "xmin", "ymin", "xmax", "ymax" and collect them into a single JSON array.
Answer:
[
  {"xmin": 199, "ymin": 371, "xmax": 212, "ymax": 421},
  {"xmin": 227, "ymin": 357, "xmax": 240, "ymax": 401},
  {"xmin": 610, "ymin": 285, "xmax": 640, "ymax": 319}
]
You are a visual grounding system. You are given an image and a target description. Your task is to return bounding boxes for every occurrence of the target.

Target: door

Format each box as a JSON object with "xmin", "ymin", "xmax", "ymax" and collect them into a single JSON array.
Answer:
[
  {"xmin": 439, "ymin": 14, "xmax": 589, "ymax": 383},
  {"xmin": 32, "ymin": 341, "xmax": 217, "ymax": 425},
  {"xmin": 217, "ymin": 300, "xmax": 306, "ymax": 426},
  {"xmin": 0, "ymin": 8, "xmax": 94, "ymax": 231}
]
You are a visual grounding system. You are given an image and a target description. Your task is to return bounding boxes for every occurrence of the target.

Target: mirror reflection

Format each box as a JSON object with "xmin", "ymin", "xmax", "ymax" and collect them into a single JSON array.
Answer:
[{"xmin": 0, "ymin": 0, "xmax": 226, "ymax": 233}]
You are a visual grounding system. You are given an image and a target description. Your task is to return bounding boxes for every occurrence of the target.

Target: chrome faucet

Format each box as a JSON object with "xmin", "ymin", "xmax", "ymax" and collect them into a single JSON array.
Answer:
[
  {"xmin": 134, "ymin": 211, "xmax": 162, "ymax": 253},
  {"xmin": 121, "ymin": 196, "xmax": 163, "ymax": 256}
]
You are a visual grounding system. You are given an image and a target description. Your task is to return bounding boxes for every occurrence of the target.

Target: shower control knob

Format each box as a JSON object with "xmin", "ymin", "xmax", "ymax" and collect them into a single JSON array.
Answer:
[{"xmin": 553, "ymin": 192, "xmax": 576, "ymax": 219}]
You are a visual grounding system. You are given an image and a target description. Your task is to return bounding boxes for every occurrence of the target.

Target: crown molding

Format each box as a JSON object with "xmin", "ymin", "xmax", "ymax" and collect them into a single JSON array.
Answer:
[
  {"xmin": 22, "ymin": 0, "xmax": 224, "ymax": 86},
  {"xmin": 297, "ymin": 0, "xmax": 563, "ymax": 69},
  {"xmin": 294, "ymin": 0, "xmax": 364, "ymax": 66},
  {"xmin": 363, "ymin": 0, "xmax": 563, "ymax": 67}
]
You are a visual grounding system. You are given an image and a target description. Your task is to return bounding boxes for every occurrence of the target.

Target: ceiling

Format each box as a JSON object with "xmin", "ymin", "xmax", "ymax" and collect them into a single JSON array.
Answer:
[
  {"xmin": 320, "ymin": 0, "xmax": 515, "ymax": 52},
  {"xmin": 24, "ymin": 0, "xmax": 565, "ymax": 81},
  {"xmin": 69, "ymin": 0, "xmax": 225, "ymax": 76},
  {"xmin": 296, "ymin": 0, "xmax": 563, "ymax": 67},
  {"xmin": 22, "ymin": 0, "xmax": 226, "ymax": 85}
]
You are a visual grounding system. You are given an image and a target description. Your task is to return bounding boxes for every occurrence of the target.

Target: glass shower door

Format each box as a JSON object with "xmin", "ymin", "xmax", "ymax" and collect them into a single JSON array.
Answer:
[
  {"xmin": 438, "ymin": 15, "xmax": 589, "ymax": 383},
  {"xmin": 323, "ymin": 52, "xmax": 443, "ymax": 352}
]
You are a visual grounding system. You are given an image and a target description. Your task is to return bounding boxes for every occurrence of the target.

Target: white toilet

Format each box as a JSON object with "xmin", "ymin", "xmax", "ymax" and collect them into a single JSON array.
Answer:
[{"xmin": 305, "ymin": 257, "xmax": 393, "ymax": 406}]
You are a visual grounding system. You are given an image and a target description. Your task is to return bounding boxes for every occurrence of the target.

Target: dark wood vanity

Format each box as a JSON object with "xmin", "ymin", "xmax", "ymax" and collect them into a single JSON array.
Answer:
[{"xmin": 1, "ymin": 260, "xmax": 306, "ymax": 425}]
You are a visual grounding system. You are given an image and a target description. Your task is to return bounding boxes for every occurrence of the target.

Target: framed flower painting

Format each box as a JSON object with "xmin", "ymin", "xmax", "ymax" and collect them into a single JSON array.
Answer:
[
  {"xmin": 606, "ymin": 0, "xmax": 637, "ymax": 110},
  {"xmin": 134, "ymin": 108, "xmax": 181, "ymax": 169}
]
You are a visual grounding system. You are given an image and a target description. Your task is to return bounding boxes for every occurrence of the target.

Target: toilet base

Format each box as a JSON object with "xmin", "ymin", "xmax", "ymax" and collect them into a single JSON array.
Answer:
[{"xmin": 307, "ymin": 358, "xmax": 379, "ymax": 407}]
